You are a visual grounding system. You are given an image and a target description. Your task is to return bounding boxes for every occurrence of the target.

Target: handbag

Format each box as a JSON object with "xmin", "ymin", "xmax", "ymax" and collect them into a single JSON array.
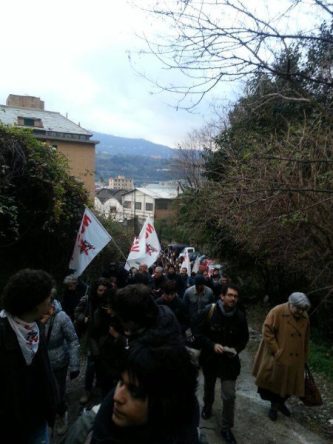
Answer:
[{"xmin": 301, "ymin": 363, "xmax": 323, "ymax": 406}]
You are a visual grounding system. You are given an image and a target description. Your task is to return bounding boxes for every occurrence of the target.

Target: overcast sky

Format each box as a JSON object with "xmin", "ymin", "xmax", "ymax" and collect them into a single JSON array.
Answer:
[
  {"xmin": 0, "ymin": 0, "xmax": 227, "ymax": 147},
  {"xmin": 0, "ymin": 0, "xmax": 325, "ymax": 148}
]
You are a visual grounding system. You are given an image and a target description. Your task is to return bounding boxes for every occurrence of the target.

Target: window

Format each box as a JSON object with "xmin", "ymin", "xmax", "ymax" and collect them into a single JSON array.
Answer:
[
  {"xmin": 135, "ymin": 202, "xmax": 142, "ymax": 210},
  {"xmin": 24, "ymin": 118, "xmax": 35, "ymax": 127},
  {"xmin": 17, "ymin": 116, "xmax": 43, "ymax": 128},
  {"xmin": 123, "ymin": 201, "xmax": 131, "ymax": 209},
  {"xmin": 146, "ymin": 203, "xmax": 153, "ymax": 211}
]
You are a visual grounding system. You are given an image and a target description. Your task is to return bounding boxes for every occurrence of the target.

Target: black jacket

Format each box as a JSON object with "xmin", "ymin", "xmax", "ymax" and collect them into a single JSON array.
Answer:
[
  {"xmin": 155, "ymin": 296, "xmax": 189, "ymax": 332},
  {"xmin": 124, "ymin": 305, "xmax": 183, "ymax": 346},
  {"xmin": 194, "ymin": 303, "xmax": 249, "ymax": 380},
  {"xmin": 0, "ymin": 317, "xmax": 58, "ymax": 443}
]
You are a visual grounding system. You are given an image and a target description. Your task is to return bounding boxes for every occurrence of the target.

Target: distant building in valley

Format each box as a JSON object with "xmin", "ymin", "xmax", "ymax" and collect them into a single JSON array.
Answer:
[
  {"xmin": 108, "ymin": 175, "xmax": 134, "ymax": 190},
  {"xmin": 122, "ymin": 186, "xmax": 181, "ymax": 226},
  {"xmin": 0, "ymin": 94, "xmax": 98, "ymax": 199},
  {"xmin": 95, "ymin": 188, "xmax": 127, "ymax": 222}
]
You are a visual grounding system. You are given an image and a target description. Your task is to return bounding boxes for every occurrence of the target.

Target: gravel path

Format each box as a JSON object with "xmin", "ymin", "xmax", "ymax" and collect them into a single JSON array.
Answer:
[{"xmin": 198, "ymin": 327, "xmax": 333, "ymax": 443}]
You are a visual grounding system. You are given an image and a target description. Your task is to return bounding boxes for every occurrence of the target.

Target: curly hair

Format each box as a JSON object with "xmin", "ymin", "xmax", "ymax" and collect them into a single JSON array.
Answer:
[{"xmin": 2, "ymin": 268, "xmax": 53, "ymax": 316}]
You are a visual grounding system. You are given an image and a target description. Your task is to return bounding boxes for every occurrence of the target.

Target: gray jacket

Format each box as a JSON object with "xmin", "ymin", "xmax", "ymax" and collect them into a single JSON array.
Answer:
[
  {"xmin": 45, "ymin": 299, "xmax": 80, "ymax": 372},
  {"xmin": 183, "ymin": 285, "xmax": 214, "ymax": 322}
]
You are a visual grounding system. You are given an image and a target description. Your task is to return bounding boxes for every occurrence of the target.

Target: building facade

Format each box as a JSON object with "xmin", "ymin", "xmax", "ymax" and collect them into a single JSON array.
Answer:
[
  {"xmin": 0, "ymin": 94, "xmax": 97, "ymax": 199},
  {"xmin": 108, "ymin": 175, "xmax": 134, "ymax": 191},
  {"xmin": 121, "ymin": 187, "xmax": 180, "ymax": 226},
  {"xmin": 95, "ymin": 188, "xmax": 127, "ymax": 222}
]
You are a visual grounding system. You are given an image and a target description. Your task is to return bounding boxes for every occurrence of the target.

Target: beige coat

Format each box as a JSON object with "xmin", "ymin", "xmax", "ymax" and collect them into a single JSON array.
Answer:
[{"xmin": 253, "ymin": 303, "xmax": 310, "ymax": 397}]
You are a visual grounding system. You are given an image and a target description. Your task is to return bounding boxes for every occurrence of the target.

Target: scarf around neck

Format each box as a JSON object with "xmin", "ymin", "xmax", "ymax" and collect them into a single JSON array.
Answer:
[
  {"xmin": 0, "ymin": 309, "xmax": 40, "ymax": 365},
  {"xmin": 217, "ymin": 300, "xmax": 237, "ymax": 317}
]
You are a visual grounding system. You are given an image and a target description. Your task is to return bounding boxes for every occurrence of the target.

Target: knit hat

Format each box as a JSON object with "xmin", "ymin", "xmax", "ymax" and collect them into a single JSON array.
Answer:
[{"xmin": 288, "ymin": 292, "xmax": 310, "ymax": 308}]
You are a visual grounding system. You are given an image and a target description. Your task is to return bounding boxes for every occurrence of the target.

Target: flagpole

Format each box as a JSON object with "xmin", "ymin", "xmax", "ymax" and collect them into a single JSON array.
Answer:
[{"xmin": 111, "ymin": 237, "xmax": 132, "ymax": 270}]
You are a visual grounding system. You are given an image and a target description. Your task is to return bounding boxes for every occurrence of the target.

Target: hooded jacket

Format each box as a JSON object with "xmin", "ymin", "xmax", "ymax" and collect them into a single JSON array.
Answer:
[{"xmin": 45, "ymin": 299, "xmax": 80, "ymax": 372}]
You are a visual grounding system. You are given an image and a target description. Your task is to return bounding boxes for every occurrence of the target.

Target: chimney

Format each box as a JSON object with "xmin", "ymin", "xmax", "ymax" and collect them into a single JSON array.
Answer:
[{"xmin": 6, "ymin": 94, "xmax": 45, "ymax": 110}]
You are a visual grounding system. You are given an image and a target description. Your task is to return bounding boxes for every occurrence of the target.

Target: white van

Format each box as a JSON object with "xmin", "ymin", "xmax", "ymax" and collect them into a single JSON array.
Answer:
[{"xmin": 178, "ymin": 246, "xmax": 195, "ymax": 258}]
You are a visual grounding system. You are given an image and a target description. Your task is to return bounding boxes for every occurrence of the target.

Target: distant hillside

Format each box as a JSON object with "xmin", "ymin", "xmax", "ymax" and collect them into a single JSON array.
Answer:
[
  {"xmin": 95, "ymin": 153, "xmax": 182, "ymax": 186},
  {"xmin": 93, "ymin": 132, "xmax": 176, "ymax": 158}
]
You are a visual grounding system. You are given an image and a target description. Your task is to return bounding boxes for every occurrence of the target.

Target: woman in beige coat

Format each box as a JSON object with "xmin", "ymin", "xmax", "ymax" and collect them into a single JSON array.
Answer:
[{"xmin": 253, "ymin": 292, "xmax": 310, "ymax": 421}]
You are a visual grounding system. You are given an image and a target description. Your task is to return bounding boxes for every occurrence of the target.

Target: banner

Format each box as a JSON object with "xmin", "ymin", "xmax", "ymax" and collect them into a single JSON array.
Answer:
[
  {"xmin": 192, "ymin": 255, "xmax": 201, "ymax": 273},
  {"xmin": 125, "ymin": 217, "xmax": 161, "ymax": 270},
  {"xmin": 182, "ymin": 249, "xmax": 191, "ymax": 277},
  {"xmin": 69, "ymin": 207, "xmax": 112, "ymax": 277}
]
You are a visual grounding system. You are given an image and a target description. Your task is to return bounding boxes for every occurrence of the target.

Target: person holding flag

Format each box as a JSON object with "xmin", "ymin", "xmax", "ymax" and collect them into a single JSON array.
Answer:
[{"xmin": 69, "ymin": 207, "xmax": 112, "ymax": 278}]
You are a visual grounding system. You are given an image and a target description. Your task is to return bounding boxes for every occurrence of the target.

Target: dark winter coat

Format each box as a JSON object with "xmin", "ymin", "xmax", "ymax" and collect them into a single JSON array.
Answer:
[
  {"xmin": 151, "ymin": 275, "xmax": 167, "ymax": 299},
  {"xmin": 74, "ymin": 295, "xmax": 111, "ymax": 356},
  {"xmin": 62, "ymin": 282, "xmax": 86, "ymax": 321},
  {"xmin": 166, "ymin": 272, "xmax": 184, "ymax": 296},
  {"xmin": 194, "ymin": 303, "xmax": 249, "ymax": 380},
  {"xmin": 155, "ymin": 295, "xmax": 189, "ymax": 332},
  {"xmin": 0, "ymin": 317, "xmax": 58, "ymax": 444},
  {"xmin": 130, "ymin": 304, "xmax": 183, "ymax": 345}
]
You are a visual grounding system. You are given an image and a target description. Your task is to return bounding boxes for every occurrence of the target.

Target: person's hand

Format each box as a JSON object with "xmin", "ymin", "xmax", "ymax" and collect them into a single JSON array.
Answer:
[
  {"xmin": 70, "ymin": 370, "xmax": 80, "ymax": 380},
  {"xmin": 214, "ymin": 344, "xmax": 224, "ymax": 354}
]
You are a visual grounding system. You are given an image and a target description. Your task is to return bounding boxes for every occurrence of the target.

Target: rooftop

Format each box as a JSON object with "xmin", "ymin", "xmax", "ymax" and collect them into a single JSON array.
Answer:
[
  {"xmin": 124, "ymin": 187, "xmax": 180, "ymax": 199},
  {"xmin": 96, "ymin": 188, "xmax": 128, "ymax": 204},
  {"xmin": 0, "ymin": 104, "xmax": 91, "ymax": 136}
]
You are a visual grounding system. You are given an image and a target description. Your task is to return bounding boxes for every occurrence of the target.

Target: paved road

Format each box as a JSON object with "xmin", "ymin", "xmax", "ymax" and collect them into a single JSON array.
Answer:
[{"xmin": 198, "ymin": 345, "xmax": 330, "ymax": 444}]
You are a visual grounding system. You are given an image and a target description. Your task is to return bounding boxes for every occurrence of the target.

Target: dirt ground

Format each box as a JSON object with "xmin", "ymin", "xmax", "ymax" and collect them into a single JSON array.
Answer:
[{"xmin": 53, "ymin": 306, "xmax": 333, "ymax": 444}]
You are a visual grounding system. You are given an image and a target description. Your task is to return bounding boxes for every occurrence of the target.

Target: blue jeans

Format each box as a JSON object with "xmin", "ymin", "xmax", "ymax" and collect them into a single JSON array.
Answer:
[{"xmin": 27, "ymin": 423, "xmax": 49, "ymax": 444}]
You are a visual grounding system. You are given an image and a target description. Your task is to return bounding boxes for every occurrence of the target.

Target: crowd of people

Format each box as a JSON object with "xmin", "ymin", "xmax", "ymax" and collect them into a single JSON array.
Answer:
[{"xmin": 0, "ymin": 252, "xmax": 312, "ymax": 444}]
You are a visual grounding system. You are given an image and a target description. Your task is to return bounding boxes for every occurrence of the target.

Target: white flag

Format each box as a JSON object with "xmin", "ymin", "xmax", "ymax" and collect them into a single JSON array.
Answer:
[
  {"xmin": 125, "ymin": 217, "xmax": 161, "ymax": 270},
  {"xmin": 125, "ymin": 235, "xmax": 146, "ymax": 270},
  {"xmin": 192, "ymin": 255, "xmax": 201, "ymax": 273},
  {"xmin": 69, "ymin": 207, "xmax": 112, "ymax": 277},
  {"xmin": 183, "ymin": 250, "xmax": 191, "ymax": 277}
]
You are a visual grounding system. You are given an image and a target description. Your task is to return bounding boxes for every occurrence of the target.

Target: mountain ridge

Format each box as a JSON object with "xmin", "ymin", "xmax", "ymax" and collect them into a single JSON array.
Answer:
[{"xmin": 93, "ymin": 131, "xmax": 176, "ymax": 158}]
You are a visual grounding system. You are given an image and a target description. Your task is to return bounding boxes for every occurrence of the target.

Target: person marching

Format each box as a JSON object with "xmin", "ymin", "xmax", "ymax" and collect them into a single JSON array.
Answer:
[
  {"xmin": 253, "ymin": 292, "xmax": 311, "ymax": 421},
  {"xmin": 194, "ymin": 284, "xmax": 249, "ymax": 444},
  {"xmin": 41, "ymin": 294, "xmax": 80, "ymax": 435},
  {"xmin": 0, "ymin": 269, "xmax": 58, "ymax": 444}
]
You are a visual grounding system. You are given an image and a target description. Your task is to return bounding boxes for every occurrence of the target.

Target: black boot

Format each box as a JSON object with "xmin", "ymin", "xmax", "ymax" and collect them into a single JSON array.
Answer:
[
  {"xmin": 278, "ymin": 403, "xmax": 291, "ymax": 417},
  {"xmin": 268, "ymin": 402, "xmax": 278, "ymax": 421}
]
